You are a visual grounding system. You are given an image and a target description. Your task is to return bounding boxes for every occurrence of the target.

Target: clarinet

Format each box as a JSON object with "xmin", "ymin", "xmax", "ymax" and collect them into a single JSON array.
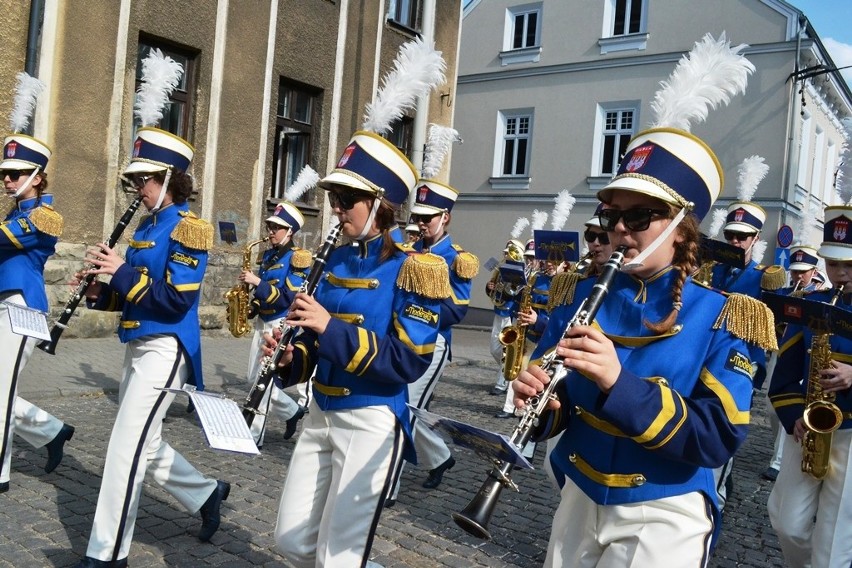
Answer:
[
  {"xmin": 37, "ymin": 196, "xmax": 144, "ymax": 355},
  {"xmin": 242, "ymin": 223, "xmax": 342, "ymax": 425},
  {"xmin": 452, "ymin": 246, "xmax": 627, "ymax": 540}
]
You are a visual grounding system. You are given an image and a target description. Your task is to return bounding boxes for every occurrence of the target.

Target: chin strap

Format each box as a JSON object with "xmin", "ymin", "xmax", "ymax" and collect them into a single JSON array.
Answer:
[
  {"xmin": 356, "ymin": 190, "xmax": 385, "ymax": 241},
  {"xmin": 11, "ymin": 167, "xmax": 41, "ymax": 198},
  {"xmin": 622, "ymin": 207, "xmax": 690, "ymax": 273},
  {"xmin": 151, "ymin": 168, "xmax": 173, "ymax": 213}
]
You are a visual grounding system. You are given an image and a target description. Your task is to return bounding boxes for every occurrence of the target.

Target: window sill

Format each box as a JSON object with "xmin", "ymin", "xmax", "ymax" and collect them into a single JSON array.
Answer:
[
  {"xmin": 499, "ymin": 46, "xmax": 542, "ymax": 66},
  {"xmin": 598, "ymin": 33, "xmax": 649, "ymax": 55},
  {"xmin": 489, "ymin": 176, "xmax": 531, "ymax": 190},
  {"xmin": 586, "ymin": 176, "xmax": 612, "ymax": 192}
]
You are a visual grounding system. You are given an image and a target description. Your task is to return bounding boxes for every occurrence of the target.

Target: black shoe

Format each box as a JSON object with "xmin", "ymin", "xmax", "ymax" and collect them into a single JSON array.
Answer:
[
  {"xmin": 45, "ymin": 424, "xmax": 75, "ymax": 473},
  {"xmin": 493, "ymin": 410, "xmax": 515, "ymax": 419},
  {"xmin": 0, "ymin": 481, "xmax": 8, "ymax": 494},
  {"xmin": 761, "ymin": 467, "xmax": 779, "ymax": 482},
  {"xmin": 199, "ymin": 480, "xmax": 230, "ymax": 542},
  {"xmin": 422, "ymin": 456, "xmax": 455, "ymax": 489},
  {"xmin": 283, "ymin": 406, "xmax": 306, "ymax": 440},
  {"xmin": 74, "ymin": 557, "xmax": 128, "ymax": 568},
  {"xmin": 489, "ymin": 386, "xmax": 507, "ymax": 396},
  {"xmin": 384, "ymin": 498, "xmax": 396, "ymax": 508}
]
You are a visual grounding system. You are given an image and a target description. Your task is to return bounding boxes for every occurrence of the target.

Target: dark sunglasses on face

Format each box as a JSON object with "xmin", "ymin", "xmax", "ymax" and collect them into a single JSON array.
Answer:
[
  {"xmin": 723, "ymin": 230, "xmax": 754, "ymax": 242},
  {"xmin": 328, "ymin": 190, "xmax": 363, "ymax": 211},
  {"xmin": 598, "ymin": 208, "xmax": 669, "ymax": 232},
  {"xmin": 121, "ymin": 174, "xmax": 153, "ymax": 191},
  {"xmin": 411, "ymin": 213, "xmax": 441, "ymax": 224},
  {"xmin": 583, "ymin": 229, "xmax": 610, "ymax": 245},
  {"xmin": 266, "ymin": 223, "xmax": 286, "ymax": 232},
  {"xmin": 2, "ymin": 169, "xmax": 34, "ymax": 182}
]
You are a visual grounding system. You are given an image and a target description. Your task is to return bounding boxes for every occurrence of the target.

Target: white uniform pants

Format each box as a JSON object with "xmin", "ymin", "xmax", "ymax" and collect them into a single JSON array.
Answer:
[
  {"xmin": 490, "ymin": 314, "xmax": 510, "ymax": 390},
  {"xmin": 768, "ymin": 430, "xmax": 852, "ymax": 568},
  {"xmin": 275, "ymin": 400, "xmax": 404, "ymax": 568},
  {"xmin": 85, "ymin": 336, "xmax": 218, "ymax": 563},
  {"xmin": 545, "ymin": 476, "xmax": 713, "ymax": 567},
  {"xmin": 14, "ymin": 397, "xmax": 63, "ymax": 448},
  {"xmin": 247, "ymin": 317, "xmax": 300, "ymax": 444},
  {"xmin": 388, "ymin": 335, "xmax": 450, "ymax": 499}
]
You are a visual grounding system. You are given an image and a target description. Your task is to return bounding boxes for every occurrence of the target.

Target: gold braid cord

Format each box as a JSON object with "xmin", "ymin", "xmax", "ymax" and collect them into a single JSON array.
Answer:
[
  {"xmin": 396, "ymin": 252, "xmax": 451, "ymax": 299},
  {"xmin": 452, "ymin": 251, "xmax": 480, "ymax": 280},
  {"xmin": 171, "ymin": 212, "xmax": 214, "ymax": 250},
  {"xmin": 712, "ymin": 293, "xmax": 778, "ymax": 351},
  {"xmin": 291, "ymin": 248, "xmax": 313, "ymax": 269},
  {"xmin": 547, "ymin": 271, "xmax": 581, "ymax": 312},
  {"xmin": 28, "ymin": 205, "xmax": 63, "ymax": 237},
  {"xmin": 760, "ymin": 265, "xmax": 787, "ymax": 291}
]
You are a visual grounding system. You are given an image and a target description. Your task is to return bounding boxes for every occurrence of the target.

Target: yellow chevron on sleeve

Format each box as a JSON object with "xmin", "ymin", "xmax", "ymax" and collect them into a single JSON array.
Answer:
[
  {"xmin": 126, "ymin": 273, "xmax": 152, "ymax": 303},
  {"xmin": 344, "ymin": 327, "xmax": 379, "ymax": 375},
  {"xmin": 0, "ymin": 224, "xmax": 23, "ymax": 248},
  {"xmin": 392, "ymin": 314, "xmax": 435, "ymax": 356},
  {"xmin": 633, "ymin": 385, "xmax": 677, "ymax": 444},
  {"xmin": 699, "ymin": 367, "xmax": 750, "ymax": 425},
  {"xmin": 778, "ymin": 330, "xmax": 804, "ymax": 357}
]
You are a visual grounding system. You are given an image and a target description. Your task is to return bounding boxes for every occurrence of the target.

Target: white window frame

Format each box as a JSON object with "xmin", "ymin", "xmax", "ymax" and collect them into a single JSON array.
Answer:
[
  {"xmin": 490, "ymin": 109, "xmax": 533, "ymax": 190},
  {"xmin": 796, "ymin": 111, "xmax": 812, "ymax": 189},
  {"xmin": 811, "ymin": 126, "xmax": 825, "ymax": 201},
  {"xmin": 387, "ymin": 0, "xmax": 422, "ymax": 31},
  {"xmin": 599, "ymin": 0, "xmax": 648, "ymax": 54},
  {"xmin": 591, "ymin": 103, "xmax": 638, "ymax": 178},
  {"xmin": 500, "ymin": 3, "xmax": 543, "ymax": 66},
  {"xmin": 823, "ymin": 141, "xmax": 836, "ymax": 204}
]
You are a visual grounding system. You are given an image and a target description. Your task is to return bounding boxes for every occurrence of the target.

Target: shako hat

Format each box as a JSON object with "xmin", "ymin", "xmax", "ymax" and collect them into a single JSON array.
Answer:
[
  {"xmin": 819, "ymin": 206, "xmax": 852, "ymax": 261},
  {"xmin": 788, "ymin": 245, "xmax": 819, "ymax": 271},
  {"xmin": 411, "ymin": 179, "xmax": 458, "ymax": 215}
]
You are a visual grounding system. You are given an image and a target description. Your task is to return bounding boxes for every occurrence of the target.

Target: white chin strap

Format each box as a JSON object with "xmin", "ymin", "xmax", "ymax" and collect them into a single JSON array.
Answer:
[
  {"xmin": 11, "ymin": 167, "xmax": 41, "ymax": 198},
  {"xmin": 356, "ymin": 193, "xmax": 384, "ymax": 241},
  {"xmin": 151, "ymin": 169, "xmax": 172, "ymax": 212},
  {"xmin": 622, "ymin": 207, "xmax": 690, "ymax": 273}
]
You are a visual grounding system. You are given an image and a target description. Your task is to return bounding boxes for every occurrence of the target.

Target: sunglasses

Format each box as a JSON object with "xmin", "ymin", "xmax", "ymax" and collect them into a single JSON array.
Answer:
[
  {"xmin": 266, "ymin": 223, "xmax": 287, "ymax": 232},
  {"xmin": 411, "ymin": 213, "xmax": 441, "ymax": 224},
  {"xmin": 121, "ymin": 174, "xmax": 153, "ymax": 191},
  {"xmin": 583, "ymin": 229, "xmax": 610, "ymax": 245},
  {"xmin": 598, "ymin": 208, "xmax": 669, "ymax": 232},
  {"xmin": 723, "ymin": 230, "xmax": 754, "ymax": 242},
  {"xmin": 328, "ymin": 190, "xmax": 366, "ymax": 211},
  {"xmin": 2, "ymin": 169, "xmax": 35, "ymax": 182}
]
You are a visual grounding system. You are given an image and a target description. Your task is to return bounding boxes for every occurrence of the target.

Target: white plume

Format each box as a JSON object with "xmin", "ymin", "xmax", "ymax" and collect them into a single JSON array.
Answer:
[
  {"xmin": 9, "ymin": 72, "xmax": 45, "ymax": 133},
  {"xmin": 531, "ymin": 209, "xmax": 548, "ymax": 232},
  {"xmin": 284, "ymin": 165, "xmax": 320, "ymax": 202},
  {"xmin": 752, "ymin": 239, "xmax": 767, "ymax": 264},
  {"xmin": 736, "ymin": 155, "xmax": 769, "ymax": 202},
  {"xmin": 651, "ymin": 32, "xmax": 755, "ymax": 131},
  {"xmin": 134, "ymin": 49, "xmax": 184, "ymax": 127},
  {"xmin": 708, "ymin": 207, "xmax": 727, "ymax": 238},
  {"xmin": 549, "ymin": 190, "xmax": 575, "ymax": 231},
  {"xmin": 362, "ymin": 37, "xmax": 446, "ymax": 135},
  {"xmin": 421, "ymin": 124, "xmax": 460, "ymax": 179},
  {"xmin": 836, "ymin": 118, "xmax": 852, "ymax": 205},
  {"xmin": 790, "ymin": 203, "xmax": 819, "ymax": 246},
  {"xmin": 510, "ymin": 217, "xmax": 529, "ymax": 239}
]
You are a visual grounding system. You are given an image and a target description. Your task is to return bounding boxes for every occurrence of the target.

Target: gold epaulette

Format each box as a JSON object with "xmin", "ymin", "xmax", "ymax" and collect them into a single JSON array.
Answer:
[
  {"xmin": 396, "ymin": 241, "xmax": 416, "ymax": 253},
  {"xmin": 712, "ymin": 293, "xmax": 778, "ymax": 351},
  {"xmin": 396, "ymin": 252, "xmax": 451, "ymax": 299},
  {"xmin": 547, "ymin": 271, "xmax": 581, "ymax": 312},
  {"xmin": 171, "ymin": 211, "xmax": 213, "ymax": 250},
  {"xmin": 692, "ymin": 260, "xmax": 716, "ymax": 287},
  {"xmin": 760, "ymin": 265, "xmax": 787, "ymax": 291},
  {"xmin": 452, "ymin": 250, "xmax": 479, "ymax": 280},
  {"xmin": 28, "ymin": 205, "xmax": 63, "ymax": 237},
  {"xmin": 291, "ymin": 248, "xmax": 312, "ymax": 269}
]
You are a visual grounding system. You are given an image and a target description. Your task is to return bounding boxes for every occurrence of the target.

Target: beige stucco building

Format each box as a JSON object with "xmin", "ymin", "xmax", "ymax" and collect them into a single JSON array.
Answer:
[
  {"xmin": 452, "ymin": 0, "xmax": 852, "ymax": 322},
  {"xmin": 0, "ymin": 0, "xmax": 462, "ymax": 335}
]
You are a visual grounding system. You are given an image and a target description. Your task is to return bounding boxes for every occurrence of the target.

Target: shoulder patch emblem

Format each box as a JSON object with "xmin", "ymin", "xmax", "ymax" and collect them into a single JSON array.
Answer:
[{"xmin": 725, "ymin": 348, "xmax": 753, "ymax": 378}]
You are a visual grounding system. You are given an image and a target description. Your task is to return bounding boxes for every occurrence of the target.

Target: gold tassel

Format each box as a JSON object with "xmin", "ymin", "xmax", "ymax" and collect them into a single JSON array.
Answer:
[
  {"xmin": 291, "ymin": 248, "xmax": 313, "ymax": 269},
  {"xmin": 171, "ymin": 212, "xmax": 214, "ymax": 250},
  {"xmin": 396, "ymin": 252, "xmax": 451, "ymax": 299},
  {"xmin": 547, "ymin": 271, "xmax": 581, "ymax": 312},
  {"xmin": 712, "ymin": 293, "xmax": 778, "ymax": 351},
  {"xmin": 760, "ymin": 265, "xmax": 787, "ymax": 291},
  {"xmin": 452, "ymin": 251, "xmax": 480, "ymax": 280},
  {"xmin": 693, "ymin": 261, "xmax": 715, "ymax": 286},
  {"xmin": 28, "ymin": 205, "xmax": 63, "ymax": 237}
]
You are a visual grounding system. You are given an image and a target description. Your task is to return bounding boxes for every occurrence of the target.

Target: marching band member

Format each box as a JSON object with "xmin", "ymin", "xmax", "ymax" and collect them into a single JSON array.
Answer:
[
  {"xmin": 486, "ymin": 236, "xmax": 525, "ymax": 396},
  {"xmin": 404, "ymin": 222, "xmax": 421, "ymax": 244},
  {"xmin": 767, "ymin": 207, "xmax": 852, "ymax": 567},
  {"xmin": 0, "ymin": 73, "xmax": 74, "ymax": 494},
  {"xmin": 267, "ymin": 131, "xmax": 449, "ymax": 567},
  {"xmin": 73, "ymin": 51, "xmax": 228, "ymax": 567},
  {"xmin": 512, "ymin": 34, "xmax": 773, "ymax": 565},
  {"xmin": 582, "ymin": 207, "xmax": 613, "ymax": 278},
  {"xmin": 241, "ymin": 200, "xmax": 312, "ymax": 446},
  {"xmin": 386, "ymin": 178, "xmax": 477, "ymax": 504}
]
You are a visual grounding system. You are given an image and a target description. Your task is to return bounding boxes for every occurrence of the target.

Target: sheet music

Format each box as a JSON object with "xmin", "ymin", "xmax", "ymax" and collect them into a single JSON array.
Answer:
[
  {"xmin": 2, "ymin": 300, "xmax": 51, "ymax": 341},
  {"xmin": 158, "ymin": 386, "xmax": 259, "ymax": 455}
]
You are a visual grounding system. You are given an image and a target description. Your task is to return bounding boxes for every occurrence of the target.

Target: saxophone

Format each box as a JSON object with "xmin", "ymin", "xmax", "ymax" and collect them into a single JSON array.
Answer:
[
  {"xmin": 801, "ymin": 285, "xmax": 845, "ymax": 480},
  {"xmin": 224, "ymin": 237, "xmax": 268, "ymax": 338},
  {"xmin": 498, "ymin": 281, "xmax": 532, "ymax": 381}
]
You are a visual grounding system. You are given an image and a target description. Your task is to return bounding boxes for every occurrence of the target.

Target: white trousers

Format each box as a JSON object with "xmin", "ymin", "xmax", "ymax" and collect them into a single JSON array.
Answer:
[
  {"xmin": 490, "ymin": 314, "xmax": 510, "ymax": 389},
  {"xmin": 85, "ymin": 336, "xmax": 218, "ymax": 562},
  {"xmin": 275, "ymin": 400, "xmax": 403, "ymax": 568},
  {"xmin": 14, "ymin": 397, "xmax": 63, "ymax": 448},
  {"xmin": 388, "ymin": 335, "xmax": 450, "ymax": 499},
  {"xmin": 768, "ymin": 430, "xmax": 852, "ymax": 568},
  {"xmin": 247, "ymin": 317, "xmax": 300, "ymax": 444},
  {"xmin": 765, "ymin": 352, "xmax": 784, "ymax": 470},
  {"xmin": 545, "ymin": 477, "xmax": 713, "ymax": 568}
]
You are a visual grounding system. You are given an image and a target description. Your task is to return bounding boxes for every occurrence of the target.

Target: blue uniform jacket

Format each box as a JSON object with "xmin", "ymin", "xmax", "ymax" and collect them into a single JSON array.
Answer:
[
  {"xmin": 283, "ymin": 231, "xmax": 447, "ymax": 463},
  {"xmin": 89, "ymin": 202, "xmax": 210, "ymax": 388},
  {"xmin": 526, "ymin": 271, "xmax": 552, "ymax": 344},
  {"xmin": 414, "ymin": 233, "xmax": 473, "ymax": 348},
  {"xmin": 252, "ymin": 245, "xmax": 309, "ymax": 321},
  {"xmin": 531, "ymin": 268, "xmax": 754, "ymax": 524},
  {"xmin": 0, "ymin": 194, "xmax": 61, "ymax": 311},
  {"xmin": 769, "ymin": 289, "xmax": 852, "ymax": 434}
]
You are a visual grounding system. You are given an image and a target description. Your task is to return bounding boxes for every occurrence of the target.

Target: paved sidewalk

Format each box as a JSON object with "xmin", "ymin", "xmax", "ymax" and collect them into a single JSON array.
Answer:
[{"xmin": 2, "ymin": 328, "xmax": 784, "ymax": 567}]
